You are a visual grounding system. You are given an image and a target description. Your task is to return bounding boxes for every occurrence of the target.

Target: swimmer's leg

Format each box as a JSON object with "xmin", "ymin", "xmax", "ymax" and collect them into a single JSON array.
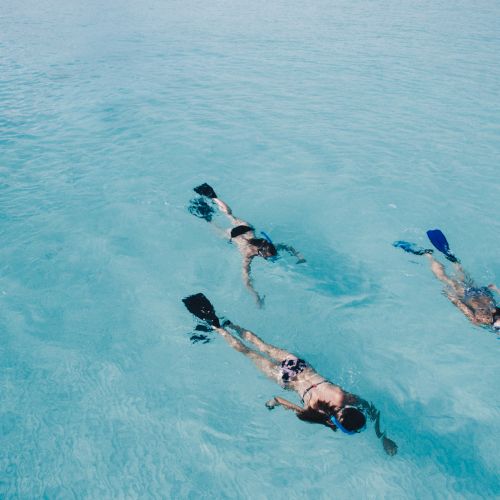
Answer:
[
  {"xmin": 242, "ymin": 257, "xmax": 265, "ymax": 308},
  {"xmin": 426, "ymin": 254, "xmax": 464, "ymax": 295},
  {"xmin": 214, "ymin": 327, "xmax": 279, "ymax": 380},
  {"xmin": 225, "ymin": 323, "xmax": 292, "ymax": 361},
  {"xmin": 213, "ymin": 197, "xmax": 251, "ymax": 227},
  {"xmin": 452, "ymin": 261, "xmax": 474, "ymax": 287},
  {"xmin": 194, "ymin": 183, "xmax": 250, "ymax": 227}
]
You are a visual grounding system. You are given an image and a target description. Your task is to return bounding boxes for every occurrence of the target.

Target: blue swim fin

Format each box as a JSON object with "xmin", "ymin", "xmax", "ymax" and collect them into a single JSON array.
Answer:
[
  {"xmin": 426, "ymin": 229, "xmax": 458, "ymax": 263},
  {"xmin": 393, "ymin": 240, "xmax": 433, "ymax": 256}
]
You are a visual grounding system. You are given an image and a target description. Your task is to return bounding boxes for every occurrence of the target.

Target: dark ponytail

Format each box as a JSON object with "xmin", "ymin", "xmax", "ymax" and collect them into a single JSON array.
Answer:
[{"xmin": 296, "ymin": 401, "xmax": 333, "ymax": 427}]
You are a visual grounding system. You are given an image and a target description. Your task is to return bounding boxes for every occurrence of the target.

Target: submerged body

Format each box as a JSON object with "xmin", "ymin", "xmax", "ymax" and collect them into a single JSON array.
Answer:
[
  {"xmin": 183, "ymin": 293, "xmax": 398, "ymax": 455},
  {"xmin": 426, "ymin": 254, "xmax": 500, "ymax": 329},
  {"xmin": 191, "ymin": 183, "xmax": 305, "ymax": 306},
  {"xmin": 394, "ymin": 230, "xmax": 500, "ymax": 331}
]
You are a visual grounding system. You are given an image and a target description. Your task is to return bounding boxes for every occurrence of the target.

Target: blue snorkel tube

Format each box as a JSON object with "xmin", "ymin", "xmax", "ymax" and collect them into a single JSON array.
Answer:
[
  {"xmin": 260, "ymin": 231, "xmax": 273, "ymax": 245},
  {"xmin": 330, "ymin": 415, "xmax": 357, "ymax": 435},
  {"xmin": 260, "ymin": 231, "xmax": 279, "ymax": 262}
]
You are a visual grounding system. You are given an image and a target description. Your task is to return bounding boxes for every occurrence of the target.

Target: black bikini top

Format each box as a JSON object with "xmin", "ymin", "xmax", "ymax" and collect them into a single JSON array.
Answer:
[{"xmin": 230, "ymin": 225, "xmax": 253, "ymax": 238}]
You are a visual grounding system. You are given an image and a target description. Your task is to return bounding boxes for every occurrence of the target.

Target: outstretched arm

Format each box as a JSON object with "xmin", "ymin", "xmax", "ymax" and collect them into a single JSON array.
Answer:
[
  {"xmin": 242, "ymin": 256, "xmax": 264, "ymax": 307},
  {"xmin": 276, "ymin": 243, "xmax": 306, "ymax": 264},
  {"xmin": 488, "ymin": 284, "xmax": 500, "ymax": 295},
  {"xmin": 266, "ymin": 396, "xmax": 303, "ymax": 413},
  {"xmin": 354, "ymin": 397, "xmax": 398, "ymax": 456},
  {"xmin": 373, "ymin": 410, "xmax": 398, "ymax": 456}
]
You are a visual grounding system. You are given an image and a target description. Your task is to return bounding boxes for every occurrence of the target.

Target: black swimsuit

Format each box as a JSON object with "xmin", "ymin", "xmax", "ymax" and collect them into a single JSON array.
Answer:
[{"xmin": 230, "ymin": 225, "xmax": 253, "ymax": 239}]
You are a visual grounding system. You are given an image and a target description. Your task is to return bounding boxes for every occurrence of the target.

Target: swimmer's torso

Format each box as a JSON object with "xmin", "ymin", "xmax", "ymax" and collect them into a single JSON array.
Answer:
[
  {"xmin": 286, "ymin": 366, "xmax": 346, "ymax": 409},
  {"xmin": 229, "ymin": 224, "xmax": 259, "ymax": 258}
]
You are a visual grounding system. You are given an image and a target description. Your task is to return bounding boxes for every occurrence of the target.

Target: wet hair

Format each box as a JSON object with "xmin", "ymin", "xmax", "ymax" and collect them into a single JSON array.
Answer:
[
  {"xmin": 249, "ymin": 238, "xmax": 277, "ymax": 257},
  {"xmin": 339, "ymin": 407, "xmax": 366, "ymax": 433},
  {"xmin": 297, "ymin": 404, "xmax": 366, "ymax": 433},
  {"xmin": 296, "ymin": 401, "xmax": 333, "ymax": 427},
  {"xmin": 297, "ymin": 407, "xmax": 331, "ymax": 426}
]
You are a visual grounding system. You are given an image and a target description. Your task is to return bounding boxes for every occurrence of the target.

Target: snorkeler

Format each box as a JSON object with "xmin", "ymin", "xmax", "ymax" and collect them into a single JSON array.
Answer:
[
  {"xmin": 189, "ymin": 183, "xmax": 305, "ymax": 307},
  {"xmin": 394, "ymin": 229, "xmax": 500, "ymax": 331},
  {"xmin": 182, "ymin": 293, "xmax": 398, "ymax": 456}
]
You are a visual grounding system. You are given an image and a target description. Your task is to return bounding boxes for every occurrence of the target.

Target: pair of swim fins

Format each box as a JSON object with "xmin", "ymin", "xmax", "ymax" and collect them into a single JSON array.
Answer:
[
  {"xmin": 184, "ymin": 184, "xmax": 231, "ymax": 330},
  {"xmin": 394, "ymin": 229, "xmax": 458, "ymax": 263}
]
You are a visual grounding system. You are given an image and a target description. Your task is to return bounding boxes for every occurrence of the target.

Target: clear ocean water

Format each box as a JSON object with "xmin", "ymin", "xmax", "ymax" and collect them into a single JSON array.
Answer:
[{"xmin": 1, "ymin": 0, "xmax": 499, "ymax": 497}]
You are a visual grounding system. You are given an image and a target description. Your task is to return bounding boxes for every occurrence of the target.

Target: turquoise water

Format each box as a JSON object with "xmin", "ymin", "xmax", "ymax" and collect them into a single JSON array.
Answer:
[{"xmin": 1, "ymin": 0, "xmax": 500, "ymax": 497}]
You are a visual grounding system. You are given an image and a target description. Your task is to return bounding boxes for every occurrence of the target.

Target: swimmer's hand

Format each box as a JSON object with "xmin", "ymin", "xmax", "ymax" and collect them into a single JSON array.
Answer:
[
  {"xmin": 382, "ymin": 435, "xmax": 398, "ymax": 456},
  {"xmin": 257, "ymin": 294, "xmax": 265, "ymax": 308},
  {"xmin": 265, "ymin": 398, "xmax": 277, "ymax": 410},
  {"xmin": 488, "ymin": 284, "xmax": 500, "ymax": 294}
]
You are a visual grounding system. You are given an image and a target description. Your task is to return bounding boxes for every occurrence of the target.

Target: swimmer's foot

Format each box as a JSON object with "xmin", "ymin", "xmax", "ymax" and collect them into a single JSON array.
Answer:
[
  {"xmin": 194, "ymin": 183, "xmax": 217, "ymax": 199},
  {"xmin": 393, "ymin": 240, "xmax": 433, "ymax": 256}
]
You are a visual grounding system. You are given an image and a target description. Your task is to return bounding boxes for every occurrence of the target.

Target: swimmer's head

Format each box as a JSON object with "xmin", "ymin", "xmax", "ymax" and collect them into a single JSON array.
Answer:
[
  {"xmin": 249, "ymin": 238, "xmax": 277, "ymax": 259},
  {"xmin": 331, "ymin": 406, "xmax": 366, "ymax": 434},
  {"xmin": 493, "ymin": 308, "xmax": 500, "ymax": 331},
  {"xmin": 468, "ymin": 298, "xmax": 497, "ymax": 324}
]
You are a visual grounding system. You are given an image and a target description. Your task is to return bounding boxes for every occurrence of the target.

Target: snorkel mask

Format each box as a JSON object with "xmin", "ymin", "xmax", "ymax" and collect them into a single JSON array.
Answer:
[
  {"xmin": 260, "ymin": 231, "xmax": 273, "ymax": 245},
  {"xmin": 257, "ymin": 231, "xmax": 278, "ymax": 261},
  {"xmin": 493, "ymin": 309, "xmax": 500, "ymax": 331},
  {"xmin": 330, "ymin": 406, "xmax": 366, "ymax": 435}
]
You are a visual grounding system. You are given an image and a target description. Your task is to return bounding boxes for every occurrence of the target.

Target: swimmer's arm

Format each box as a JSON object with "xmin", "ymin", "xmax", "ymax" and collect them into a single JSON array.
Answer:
[
  {"xmin": 275, "ymin": 243, "xmax": 306, "ymax": 264},
  {"xmin": 265, "ymin": 396, "xmax": 303, "ymax": 413},
  {"xmin": 488, "ymin": 284, "xmax": 500, "ymax": 295},
  {"xmin": 243, "ymin": 256, "xmax": 264, "ymax": 307},
  {"xmin": 447, "ymin": 295, "xmax": 478, "ymax": 323},
  {"xmin": 353, "ymin": 397, "xmax": 378, "ymax": 421},
  {"xmin": 374, "ymin": 410, "xmax": 398, "ymax": 456},
  {"xmin": 212, "ymin": 198, "xmax": 250, "ymax": 227},
  {"xmin": 353, "ymin": 397, "xmax": 398, "ymax": 456}
]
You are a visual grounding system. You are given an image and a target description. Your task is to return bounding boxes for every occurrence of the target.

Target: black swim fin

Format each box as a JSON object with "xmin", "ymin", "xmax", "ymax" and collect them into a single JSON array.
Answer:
[
  {"xmin": 194, "ymin": 183, "xmax": 217, "ymax": 199},
  {"xmin": 182, "ymin": 293, "xmax": 221, "ymax": 328},
  {"xmin": 188, "ymin": 197, "xmax": 215, "ymax": 222}
]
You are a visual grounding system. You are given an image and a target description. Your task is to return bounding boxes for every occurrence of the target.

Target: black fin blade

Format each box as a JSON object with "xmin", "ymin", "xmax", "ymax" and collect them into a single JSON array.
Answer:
[
  {"xmin": 194, "ymin": 183, "xmax": 217, "ymax": 198},
  {"xmin": 182, "ymin": 293, "xmax": 220, "ymax": 327}
]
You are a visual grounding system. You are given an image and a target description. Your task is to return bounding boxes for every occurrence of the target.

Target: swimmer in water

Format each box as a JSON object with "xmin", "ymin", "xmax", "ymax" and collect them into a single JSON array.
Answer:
[
  {"xmin": 182, "ymin": 293, "xmax": 398, "ymax": 456},
  {"xmin": 190, "ymin": 183, "xmax": 305, "ymax": 307},
  {"xmin": 394, "ymin": 229, "xmax": 500, "ymax": 331}
]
